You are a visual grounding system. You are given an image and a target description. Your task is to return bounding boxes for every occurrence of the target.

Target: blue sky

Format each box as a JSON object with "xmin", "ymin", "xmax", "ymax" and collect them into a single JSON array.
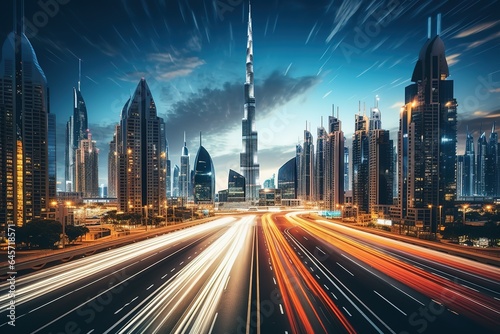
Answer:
[{"xmin": 1, "ymin": 0, "xmax": 499, "ymax": 191}]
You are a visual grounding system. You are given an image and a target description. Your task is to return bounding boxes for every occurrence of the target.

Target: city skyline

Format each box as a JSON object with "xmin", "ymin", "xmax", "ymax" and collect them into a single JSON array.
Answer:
[{"xmin": 0, "ymin": 0, "xmax": 499, "ymax": 192}]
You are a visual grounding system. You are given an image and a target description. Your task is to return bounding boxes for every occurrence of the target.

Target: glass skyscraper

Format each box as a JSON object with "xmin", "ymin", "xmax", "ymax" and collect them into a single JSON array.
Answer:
[
  {"xmin": 193, "ymin": 140, "xmax": 215, "ymax": 204},
  {"xmin": 0, "ymin": 2, "xmax": 50, "ymax": 227}
]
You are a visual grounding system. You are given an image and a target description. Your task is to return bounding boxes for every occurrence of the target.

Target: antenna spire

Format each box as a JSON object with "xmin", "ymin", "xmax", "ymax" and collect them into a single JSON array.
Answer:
[
  {"xmin": 437, "ymin": 13, "xmax": 441, "ymax": 35},
  {"xmin": 427, "ymin": 17, "xmax": 431, "ymax": 39},
  {"xmin": 200, "ymin": 131, "xmax": 202, "ymax": 146}
]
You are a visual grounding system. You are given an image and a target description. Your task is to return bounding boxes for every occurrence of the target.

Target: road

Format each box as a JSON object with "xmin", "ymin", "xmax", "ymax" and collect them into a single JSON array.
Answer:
[{"xmin": 0, "ymin": 212, "xmax": 499, "ymax": 333}]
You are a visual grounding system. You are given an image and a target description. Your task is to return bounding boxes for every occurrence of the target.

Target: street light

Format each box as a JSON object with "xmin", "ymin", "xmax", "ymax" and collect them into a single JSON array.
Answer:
[{"xmin": 462, "ymin": 204, "xmax": 469, "ymax": 225}]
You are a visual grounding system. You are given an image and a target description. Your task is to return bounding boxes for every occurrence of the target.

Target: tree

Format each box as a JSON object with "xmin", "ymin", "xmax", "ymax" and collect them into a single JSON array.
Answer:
[
  {"xmin": 65, "ymin": 225, "xmax": 89, "ymax": 243},
  {"xmin": 17, "ymin": 219, "xmax": 62, "ymax": 249}
]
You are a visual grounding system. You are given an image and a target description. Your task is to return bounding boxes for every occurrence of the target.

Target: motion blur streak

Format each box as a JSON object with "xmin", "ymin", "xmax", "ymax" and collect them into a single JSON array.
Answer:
[
  {"xmin": 262, "ymin": 213, "xmax": 356, "ymax": 334},
  {"xmin": 108, "ymin": 215, "xmax": 255, "ymax": 333},
  {"xmin": 286, "ymin": 213, "xmax": 500, "ymax": 331},
  {"xmin": 0, "ymin": 217, "xmax": 236, "ymax": 311}
]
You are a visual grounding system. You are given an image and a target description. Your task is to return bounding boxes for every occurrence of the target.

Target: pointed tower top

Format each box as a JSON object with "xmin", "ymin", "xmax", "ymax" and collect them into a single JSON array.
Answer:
[
  {"xmin": 437, "ymin": 13, "xmax": 442, "ymax": 35},
  {"xmin": 184, "ymin": 131, "xmax": 186, "ymax": 145},
  {"xmin": 14, "ymin": 0, "xmax": 25, "ymax": 35},
  {"xmin": 427, "ymin": 17, "xmax": 431, "ymax": 39},
  {"xmin": 200, "ymin": 131, "xmax": 202, "ymax": 146}
]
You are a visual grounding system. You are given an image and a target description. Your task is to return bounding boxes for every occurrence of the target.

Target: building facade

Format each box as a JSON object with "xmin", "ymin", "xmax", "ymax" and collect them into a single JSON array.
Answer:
[
  {"xmin": 352, "ymin": 113, "xmax": 369, "ymax": 214},
  {"xmin": 75, "ymin": 130, "xmax": 99, "ymax": 198},
  {"xmin": 278, "ymin": 157, "xmax": 297, "ymax": 200},
  {"xmin": 116, "ymin": 78, "xmax": 167, "ymax": 217},
  {"xmin": 193, "ymin": 142, "xmax": 215, "ymax": 204},
  {"xmin": 179, "ymin": 133, "xmax": 190, "ymax": 205},
  {"xmin": 324, "ymin": 115, "xmax": 344, "ymax": 210},
  {"xmin": 397, "ymin": 16, "xmax": 457, "ymax": 231}
]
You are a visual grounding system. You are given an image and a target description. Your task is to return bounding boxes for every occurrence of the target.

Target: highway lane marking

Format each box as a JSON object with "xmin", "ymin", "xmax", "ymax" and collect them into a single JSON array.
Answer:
[
  {"xmin": 432, "ymin": 272, "xmax": 449, "ymax": 280},
  {"xmin": 448, "ymin": 308, "xmax": 459, "ymax": 315},
  {"xmin": 161, "ymin": 273, "xmax": 168, "ymax": 279},
  {"xmin": 460, "ymin": 284, "xmax": 479, "ymax": 292},
  {"xmin": 316, "ymin": 246, "xmax": 326, "ymax": 255},
  {"xmin": 279, "ymin": 304, "xmax": 284, "ymax": 314},
  {"xmin": 330, "ymin": 292, "xmax": 338, "ymax": 300},
  {"xmin": 171, "ymin": 268, "xmax": 176, "ymax": 272},
  {"xmin": 316, "ymin": 274, "xmax": 321, "ymax": 280},
  {"xmin": 246, "ymin": 226, "xmax": 256, "ymax": 334},
  {"xmin": 86, "ymin": 330, "xmax": 94, "ymax": 334},
  {"xmin": 310, "ymin": 267, "xmax": 314, "ymax": 272},
  {"xmin": 114, "ymin": 296, "xmax": 139, "ymax": 314},
  {"xmin": 495, "ymin": 297, "xmax": 500, "ymax": 301},
  {"xmin": 303, "ymin": 236, "xmax": 308, "ymax": 240},
  {"xmin": 336, "ymin": 262, "xmax": 354, "ymax": 276},
  {"xmin": 341, "ymin": 253, "xmax": 425, "ymax": 306},
  {"xmin": 224, "ymin": 275, "xmax": 230, "ymax": 290},
  {"xmin": 273, "ymin": 277, "xmax": 277, "ymax": 285},
  {"xmin": 140, "ymin": 252, "xmax": 158, "ymax": 261},
  {"xmin": 374, "ymin": 290, "xmax": 407, "ymax": 316},
  {"xmin": 208, "ymin": 312, "xmax": 218, "ymax": 334},
  {"xmin": 146, "ymin": 284, "xmax": 154, "ymax": 290},
  {"xmin": 188, "ymin": 256, "xmax": 191, "ymax": 259},
  {"xmin": 179, "ymin": 261, "xmax": 184, "ymax": 265},
  {"xmin": 342, "ymin": 306, "xmax": 352, "ymax": 317},
  {"xmin": 323, "ymin": 284, "xmax": 330, "ymax": 290}
]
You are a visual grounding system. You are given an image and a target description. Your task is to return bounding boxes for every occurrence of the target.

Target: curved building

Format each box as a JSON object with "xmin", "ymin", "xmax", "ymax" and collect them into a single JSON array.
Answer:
[
  {"xmin": 278, "ymin": 158, "xmax": 297, "ymax": 199},
  {"xmin": 193, "ymin": 143, "xmax": 215, "ymax": 204},
  {"xmin": 0, "ymin": 1, "xmax": 50, "ymax": 226}
]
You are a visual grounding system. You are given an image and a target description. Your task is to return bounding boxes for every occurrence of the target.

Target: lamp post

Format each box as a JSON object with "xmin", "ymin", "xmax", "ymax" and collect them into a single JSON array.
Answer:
[
  {"xmin": 438, "ymin": 205, "xmax": 442, "ymax": 234},
  {"xmin": 428, "ymin": 204, "xmax": 433, "ymax": 236}
]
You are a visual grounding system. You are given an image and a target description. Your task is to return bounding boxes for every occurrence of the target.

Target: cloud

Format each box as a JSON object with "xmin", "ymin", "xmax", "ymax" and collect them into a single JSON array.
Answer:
[
  {"xmin": 446, "ymin": 53, "xmax": 460, "ymax": 66},
  {"xmin": 454, "ymin": 21, "xmax": 500, "ymax": 38},
  {"xmin": 389, "ymin": 102, "xmax": 404, "ymax": 109},
  {"xmin": 466, "ymin": 31, "xmax": 500, "ymax": 50}
]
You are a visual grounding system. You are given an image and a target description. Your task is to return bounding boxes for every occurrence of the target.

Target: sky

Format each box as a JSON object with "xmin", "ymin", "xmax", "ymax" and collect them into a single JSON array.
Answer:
[{"xmin": 1, "ymin": 0, "xmax": 499, "ymax": 192}]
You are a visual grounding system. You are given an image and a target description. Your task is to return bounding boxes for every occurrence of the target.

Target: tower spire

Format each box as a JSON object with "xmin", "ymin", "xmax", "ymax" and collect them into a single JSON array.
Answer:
[
  {"xmin": 14, "ymin": 0, "xmax": 25, "ymax": 35},
  {"xmin": 78, "ymin": 59, "xmax": 82, "ymax": 92},
  {"xmin": 245, "ymin": 0, "xmax": 254, "ymax": 97}
]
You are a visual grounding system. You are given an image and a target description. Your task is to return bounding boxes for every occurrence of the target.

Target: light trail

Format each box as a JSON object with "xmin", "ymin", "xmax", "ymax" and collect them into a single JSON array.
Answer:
[
  {"xmin": 261, "ymin": 213, "xmax": 356, "ymax": 333},
  {"xmin": 0, "ymin": 217, "xmax": 236, "ymax": 312},
  {"xmin": 286, "ymin": 213, "xmax": 500, "ymax": 331},
  {"xmin": 105, "ymin": 215, "xmax": 255, "ymax": 333}
]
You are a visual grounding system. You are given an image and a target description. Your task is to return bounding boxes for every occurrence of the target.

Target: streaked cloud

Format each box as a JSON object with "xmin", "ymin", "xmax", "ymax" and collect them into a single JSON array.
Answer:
[{"xmin": 454, "ymin": 21, "xmax": 500, "ymax": 38}]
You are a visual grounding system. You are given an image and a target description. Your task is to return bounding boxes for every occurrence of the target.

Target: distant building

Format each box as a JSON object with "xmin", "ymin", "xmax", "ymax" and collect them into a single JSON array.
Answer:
[
  {"xmin": 75, "ymin": 130, "xmax": 99, "ymax": 198},
  {"xmin": 193, "ymin": 137, "xmax": 215, "ymax": 204},
  {"xmin": 298, "ymin": 128, "xmax": 314, "ymax": 201},
  {"xmin": 263, "ymin": 174, "xmax": 276, "ymax": 189},
  {"xmin": 315, "ymin": 123, "xmax": 326, "ymax": 201},
  {"xmin": 108, "ymin": 128, "xmax": 118, "ymax": 198},
  {"xmin": 228, "ymin": 169, "xmax": 246, "ymax": 202},
  {"xmin": 278, "ymin": 157, "xmax": 297, "ymax": 200},
  {"xmin": 179, "ymin": 133, "xmax": 190, "ymax": 205},
  {"xmin": 344, "ymin": 146, "xmax": 349, "ymax": 192},
  {"xmin": 172, "ymin": 165, "xmax": 180, "ymax": 197},
  {"xmin": 259, "ymin": 188, "xmax": 281, "ymax": 206}
]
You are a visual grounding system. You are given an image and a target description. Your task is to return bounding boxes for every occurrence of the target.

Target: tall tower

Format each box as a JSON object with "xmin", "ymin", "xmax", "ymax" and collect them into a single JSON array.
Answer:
[
  {"xmin": 180, "ymin": 132, "xmax": 190, "ymax": 205},
  {"xmin": 108, "ymin": 128, "xmax": 118, "ymax": 198},
  {"xmin": 298, "ymin": 126, "xmax": 314, "ymax": 201},
  {"xmin": 461, "ymin": 128, "xmax": 475, "ymax": 196},
  {"xmin": 399, "ymin": 15, "xmax": 457, "ymax": 232},
  {"xmin": 66, "ymin": 59, "xmax": 88, "ymax": 192},
  {"xmin": 0, "ymin": 0, "xmax": 50, "ymax": 227},
  {"xmin": 117, "ymin": 78, "xmax": 166, "ymax": 217},
  {"xmin": 368, "ymin": 101, "xmax": 393, "ymax": 214},
  {"xmin": 324, "ymin": 114, "xmax": 344, "ymax": 211},
  {"xmin": 315, "ymin": 120, "xmax": 326, "ymax": 202},
  {"xmin": 352, "ymin": 110, "xmax": 369, "ymax": 214},
  {"xmin": 240, "ymin": 1, "xmax": 260, "ymax": 201}
]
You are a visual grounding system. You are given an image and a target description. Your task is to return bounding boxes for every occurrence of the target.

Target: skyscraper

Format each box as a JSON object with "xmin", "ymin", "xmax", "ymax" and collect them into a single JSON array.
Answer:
[
  {"xmin": 298, "ymin": 127, "xmax": 314, "ymax": 201},
  {"xmin": 368, "ymin": 102, "xmax": 393, "ymax": 213},
  {"xmin": 48, "ymin": 113, "xmax": 57, "ymax": 199},
  {"xmin": 228, "ymin": 169, "xmax": 246, "ymax": 202},
  {"xmin": 172, "ymin": 165, "xmax": 180, "ymax": 198},
  {"xmin": 398, "ymin": 15, "xmax": 457, "ymax": 232},
  {"xmin": 476, "ymin": 131, "xmax": 487, "ymax": 196},
  {"xmin": 193, "ymin": 134, "xmax": 215, "ymax": 204},
  {"xmin": 344, "ymin": 146, "xmax": 350, "ymax": 192},
  {"xmin": 0, "ymin": 1, "xmax": 50, "ymax": 227},
  {"xmin": 461, "ymin": 128, "xmax": 475, "ymax": 197},
  {"xmin": 179, "ymin": 133, "xmax": 190, "ymax": 205},
  {"xmin": 315, "ymin": 122, "xmax": 326, "ymax": 201},
  {"xmin": 324, "ymin": 115, "xmax": 344, "ymax": 211},
  {"xmin": 486, "ymin": 123, "xmax": 498, "ymax": 196},
  {"xmin": 108, "ymin": 128, "xmax": 118, "ymax": 198},
  {"xmin": 75, "ymin": 130, "xmax": 99, "ymax": 198},
  {"xmin": 65, "ymin": 59, "xmax": 88, "ymax": 192},
  {"xmin": 240, "ymin": 2, "xmax": 260, "ymax": 201},
  {"xmin": 352, "ymin": 112, "xmax": 369, "ymax": 214},
  {"xmin": 116, "ymin": 78, "xmax": 167, "ymax": 217}
]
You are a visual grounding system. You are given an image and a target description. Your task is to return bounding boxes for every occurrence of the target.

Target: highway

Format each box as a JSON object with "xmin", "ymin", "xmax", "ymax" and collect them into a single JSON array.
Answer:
[{"xmin": 0, "ymin": 212, "xmax": 499, "ymax": 333}]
